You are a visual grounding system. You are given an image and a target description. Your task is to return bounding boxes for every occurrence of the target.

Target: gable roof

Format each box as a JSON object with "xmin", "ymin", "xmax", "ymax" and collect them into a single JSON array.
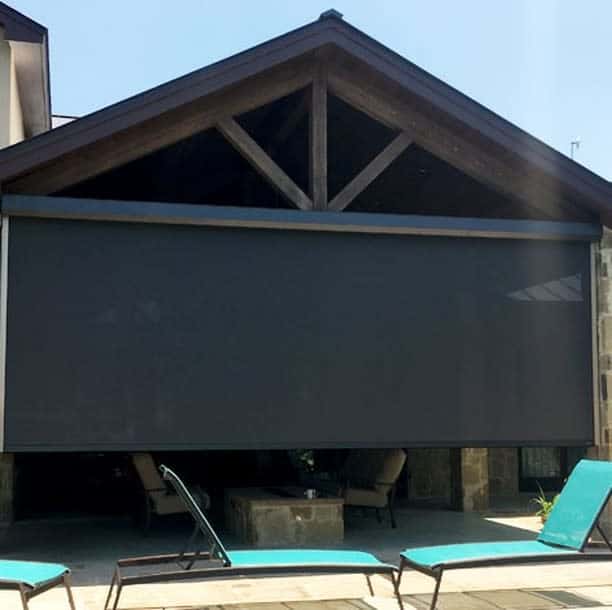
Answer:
[
  {"xmin": 0, "ymin": 11, "xmax": 610, "ymax": 220},
  {"xmin": 0, "ymin": 1, "xmax": 45, "ymax": 43}
]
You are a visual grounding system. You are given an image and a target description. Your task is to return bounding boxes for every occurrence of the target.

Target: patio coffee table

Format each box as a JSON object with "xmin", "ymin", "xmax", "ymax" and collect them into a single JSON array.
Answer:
[{"xmin": 225, "ymin": 487, "xmax": 344, "ymax": 547}]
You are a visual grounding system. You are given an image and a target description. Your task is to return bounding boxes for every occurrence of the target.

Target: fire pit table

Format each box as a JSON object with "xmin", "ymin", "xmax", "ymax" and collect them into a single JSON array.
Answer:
[{"xmin": 225, "ymin": 486, "xmax": 344, "ymax": 547}]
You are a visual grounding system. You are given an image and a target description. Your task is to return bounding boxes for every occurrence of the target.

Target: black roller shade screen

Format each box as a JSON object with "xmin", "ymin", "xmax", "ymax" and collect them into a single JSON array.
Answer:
[{"xmin": 5, "ymin": 216, "xmax": 593, "ymax": 450}]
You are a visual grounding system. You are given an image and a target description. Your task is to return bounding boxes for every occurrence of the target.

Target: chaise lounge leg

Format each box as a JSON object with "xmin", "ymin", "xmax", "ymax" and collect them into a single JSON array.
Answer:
[
  {"xmin": 64, "ymin": 574, "xmax": 77, "ymax": 610},
  {"xmin": 103, "ymin": 568, "xmax": 117, "ymax": 610},
  {"xmin": 111, "ymin": 583, "xmax": 123, "ymax": 610},
  {"xmin": 365, "ymin": 573, "xmax": 375, "ymax": 596},
  {"xmin": 105, "ymin": 567, "xmax": 124, "ymax": 610},
  {"xmin": 429, "ymin": 569, "xmax": 443, "ymax": 610},
  {"xmin": 390, "ymin": 570, "xmax": 404, "ymax": 610},
  {"xmin": 18, "ymin": 584, "xmax": 29, "ymax": 610}
]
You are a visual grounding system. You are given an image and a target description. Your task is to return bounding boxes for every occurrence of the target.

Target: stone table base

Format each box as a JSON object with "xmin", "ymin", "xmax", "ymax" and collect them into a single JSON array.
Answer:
[{"xmin": 226, "ymin": 487, "xmax": 344, "ymax": 547}]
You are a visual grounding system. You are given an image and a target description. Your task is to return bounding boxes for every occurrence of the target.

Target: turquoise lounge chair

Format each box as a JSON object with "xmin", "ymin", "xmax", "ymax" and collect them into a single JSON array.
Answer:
[
  {"xmin": 104, "ymin": 465, "xmax": 402, "ymax": 610},
  {"xmin": 0, "ymin": 560, "xmax": 75, "ymax": 610},
  {"xmin": 398, "ymin": 459, "xmax": 612, "ymax": 609}
]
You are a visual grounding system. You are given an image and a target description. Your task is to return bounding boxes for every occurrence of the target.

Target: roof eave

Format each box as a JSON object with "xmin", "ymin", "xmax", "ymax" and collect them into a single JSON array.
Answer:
[{"xmin": 0, "ymin": 12, "xmax": 609, "ymax": 218}]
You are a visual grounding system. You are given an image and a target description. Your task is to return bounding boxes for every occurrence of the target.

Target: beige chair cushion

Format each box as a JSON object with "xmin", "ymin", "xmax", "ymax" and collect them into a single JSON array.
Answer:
[
  {"xmin": 131, "ymin": 453, "xmax": 210, "ymax": 518},
  {"xmin": 374, "ymin": 448, "xmax": 407, "ymax": 495},
  {"xmin": 149, "ymin": 490, "xmax": 188, "ymax": 515},
  {"xmin": 132, "ymin": 453, "xmax": 165, "ymax": 492},
  {"xmin": 341, "ymin": 448, "xmax": 407, "ymax": 507},
  {"xmin": 132, "ymin": 452, "xmax": 188, "ymax": 515}
]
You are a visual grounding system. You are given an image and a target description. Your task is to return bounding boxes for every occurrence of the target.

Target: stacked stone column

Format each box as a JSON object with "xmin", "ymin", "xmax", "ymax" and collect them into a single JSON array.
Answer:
[
  {"xmin": 0, "ymin": 453, "xmax": 14, "ymax": 525},
  {"xmin": 591, "ymin": 230, "xmax": 612, "ymax": 529},
  {"xmin": 459, "ymin": 448, "xmax": 489, "ymax": 511}
]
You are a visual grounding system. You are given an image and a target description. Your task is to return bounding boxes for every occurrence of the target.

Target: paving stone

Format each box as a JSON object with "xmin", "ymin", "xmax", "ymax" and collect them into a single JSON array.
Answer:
[
  {"xmin": 570, "ymin": 587, "xmax": 612, "ymax": 605},
  {"xmin": 471, "ymin": 590, "xmax": 558, "ymax": 609},
  {"xmin": 414, "ymin": 592, "xmax": 498, "ymax": 609},
  {"xmin": 348, "ymin": 600, "xmax": 377, "ymax": 609},
  {"xmin": 220, "ymin": 604, "xmax": 288, "ymax": 609},
  {"xmin": 285, "ymin": 601, "xmax": 364, "ymax": 609},
  {"xmin": 532, "ymin": 589, "xmax": 601, "ymax": 607},
  {"xmin": 402, "ymin": 595, "xmax": 433, "ymax": 609}
]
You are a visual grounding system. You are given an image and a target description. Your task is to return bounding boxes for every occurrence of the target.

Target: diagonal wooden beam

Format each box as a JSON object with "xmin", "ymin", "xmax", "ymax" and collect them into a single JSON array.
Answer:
[
  {"xmin": 7, "ymin": 59, "xmax": 314, "ymax": 195},
  {"xmin": 268, "ymin": 92, "xmax": 309, "ymax": 156},
  {"xmin": 217, "ymin": 117, "xmax": 313, "ymax": 211},
  {"xmin": 309, "ymin": 65, "xmax": 328, "ymax": 210},
  {"xmin": 329, "ymin": 132, "xmax": 412, "ymax": 212},
  {"xmin": 327, "ymin": 64, "xmax": 586, "ymax": 220}
]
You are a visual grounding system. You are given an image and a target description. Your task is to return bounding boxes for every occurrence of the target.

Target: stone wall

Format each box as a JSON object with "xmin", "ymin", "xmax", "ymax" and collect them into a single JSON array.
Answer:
[
  {"xmin": 406, "ymin": 448, "xmax": 452, "ymax": 506},
  {"xmin": 460, "ymin": 448, "xmax": 489, "ymax": 511},
  {"xmin": 406, "ymin": 448, "xmax": 490, "ymax": 511},
  {"xmin": 593, "ymin": 230, "xmax": 612, "ymax": 529},
  {"xmin": 488, "ymin": 448, "xmax": 519, "ymax": 497},
  {"xmin": 225, "ymin": 488, "xmax": 343, "ymax": 547},
  {"xmin": 0, "ymin": 454, "xmax": 14, "ymax": 525}
]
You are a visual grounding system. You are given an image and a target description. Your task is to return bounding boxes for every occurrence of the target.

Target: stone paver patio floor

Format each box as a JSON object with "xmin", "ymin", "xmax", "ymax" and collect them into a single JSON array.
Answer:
[
  {"xmin": 108, "ymin": 586, "xmax": 612, "ymax": 610},
  {"xmin": 3, "ymin": 510, "xmax": 612, "ymax": 609},
  {"xmin": 9, "ymin": 584, "xmax": 612, "ymax": 610}
]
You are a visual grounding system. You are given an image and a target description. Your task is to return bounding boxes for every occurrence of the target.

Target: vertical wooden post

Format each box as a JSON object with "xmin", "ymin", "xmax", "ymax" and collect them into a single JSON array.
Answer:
[
  {"xmin": 590, "ymin": 229, "xmax": 612, "ymax": 533},
  {"xmin": 0, "ymin": 453, "xmax": 14, "ymax": 524},
  {"xmin": 451, "ymin": 448, "xmax": 489, "ymax": 511},
  {"xmin": 0, "ymin": 216, "xmax": 8, "ymax": 454},
  {"xmin": 310, "ymin": 64, "xmax": 327, "ymax": 211}
]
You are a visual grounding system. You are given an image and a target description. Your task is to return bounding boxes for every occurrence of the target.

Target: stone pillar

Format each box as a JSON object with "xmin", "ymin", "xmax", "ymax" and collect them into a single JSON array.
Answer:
[
  {"xmin": 592, "ymin": 230, "xmax": 612, "ymax": 529},
  {"xmin": 0, "ymin": 453, "xmax": 15, "ymax": 524},
  {"xmin": 488, "ymin": 448, "xmax": 519, "ymax": 498},
  {"xmin": 454, "ymin": 448, "xmax": 489, "ymax": 511}
]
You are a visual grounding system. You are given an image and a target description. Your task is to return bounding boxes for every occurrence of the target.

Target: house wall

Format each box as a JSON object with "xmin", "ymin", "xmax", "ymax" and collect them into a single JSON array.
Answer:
[
  {"xmin": 591, "ymin": 230, "xmax": 612, "ymax": 528},
  {"xmin": 0, "ymin": 30, "xmax": 10, "ymax": 148},
  {"xmin": 0, "ymin": 29, "xmax": 21, "ymax": 527},
  {"xmin": 9, "ymin": 45, "xmax": 23, "ymax": 144},
  {"xmin": 407, "ymin": 448, "xmax": 452, "ymax": 506},
  {"xmin": 0, "ymin": 28, "xmax": 24, "ymax": 149},
  {"xmin": 408, "ymin": 448, "xmax": 489, "ymax": 511}
]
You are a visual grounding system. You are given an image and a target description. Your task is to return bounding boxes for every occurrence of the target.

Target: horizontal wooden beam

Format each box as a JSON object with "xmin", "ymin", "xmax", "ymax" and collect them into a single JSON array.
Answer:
[
  {"xmin": 217, "ymin": 118, "xmax": 313, "ymax": 211},
  {"xmin": 327, "ymin": 63, "xmax": 586, "ymax": 221},
  {"xmin": 3, "ymin": 195, "xmax": 601, "ymax": 242},
  {"xmin": 329, "ymin": 132, "xmax": 412, "ymax": 212},
  {"xmin": 7, "ymin": 58, "xmax": 315, "ymax": 195}
]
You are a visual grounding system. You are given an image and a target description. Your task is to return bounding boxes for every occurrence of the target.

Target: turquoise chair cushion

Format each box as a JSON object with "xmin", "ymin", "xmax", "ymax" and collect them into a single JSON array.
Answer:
[
  {"xmin": 538, "ymin": 459, "xmax": 612, "ymax": 550},
  {"xmin": 401, "ymin": 540, "xmax": 577, "ymax": 569},
  {"xmin": 0, "ymin": 560, "xmax": 68, "ymax": 588},
  {"xmin": 227, "ymin": 549, "xmax": 390, "ymax": 567}
]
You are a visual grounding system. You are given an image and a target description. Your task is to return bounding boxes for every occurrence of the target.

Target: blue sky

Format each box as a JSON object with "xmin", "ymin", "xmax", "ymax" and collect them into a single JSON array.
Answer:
[{"xmin": 11, "ymin": 0, "xmax": 612, "ymax": 180}]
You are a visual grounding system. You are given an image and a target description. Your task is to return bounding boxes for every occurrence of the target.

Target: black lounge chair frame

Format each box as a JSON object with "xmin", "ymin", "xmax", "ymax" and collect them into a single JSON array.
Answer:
[
  {"xmin": 398, "ymin": 544, "xmax": 612, "ymax": 610},
  {"xmin": 0, "ymin": 571, "xmax": 75, "ymax": 610},
  {"xmin": 397, "ymin": 491, "xmax": 612, "ymax": 610},
  {"xmin": 104, "ymin": 465, "xmax": 403, "ymax": 610}
]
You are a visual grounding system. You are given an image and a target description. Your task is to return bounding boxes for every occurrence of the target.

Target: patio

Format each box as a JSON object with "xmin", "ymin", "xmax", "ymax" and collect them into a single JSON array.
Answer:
[{"xmin": 1, "ymin": 507, "xmax": 612, "ymax": 609}]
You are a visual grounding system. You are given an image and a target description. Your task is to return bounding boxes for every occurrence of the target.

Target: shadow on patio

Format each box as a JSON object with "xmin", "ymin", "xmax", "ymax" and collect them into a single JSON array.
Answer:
[{"xmin": 0, "ymin": 506, "xmax": 540, "ymax": 586}]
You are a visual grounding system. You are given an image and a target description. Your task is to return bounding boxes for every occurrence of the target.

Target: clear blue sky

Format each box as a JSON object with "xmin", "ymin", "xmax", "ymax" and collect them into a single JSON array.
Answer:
[{"xmin": 10, "ymin": 0, "xmax": 612, "ymax": 180}]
